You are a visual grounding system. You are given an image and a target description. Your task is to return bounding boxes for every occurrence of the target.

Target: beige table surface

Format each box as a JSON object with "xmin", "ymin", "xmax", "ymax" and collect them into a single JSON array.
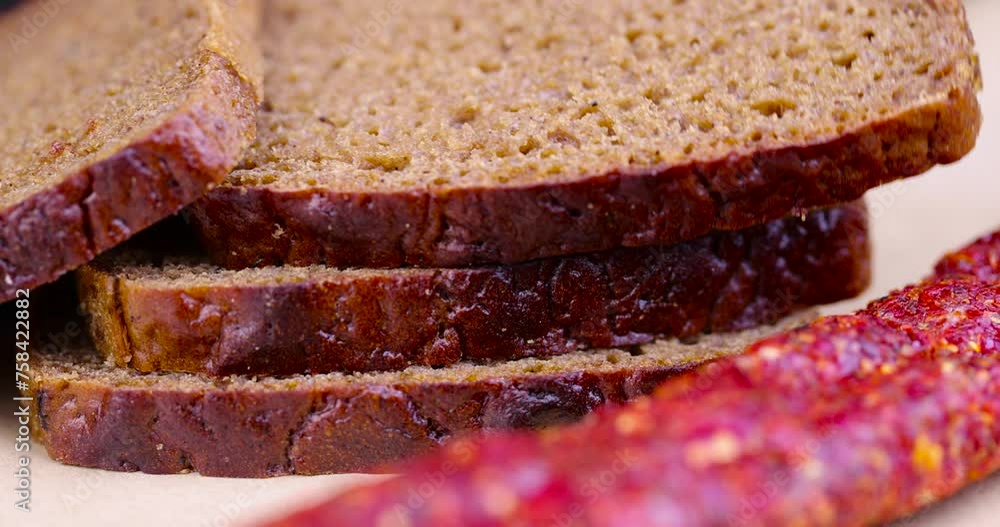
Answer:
[{"xmin": 5, "ymin": 2, "xmax": 1000, "ymax": 526}]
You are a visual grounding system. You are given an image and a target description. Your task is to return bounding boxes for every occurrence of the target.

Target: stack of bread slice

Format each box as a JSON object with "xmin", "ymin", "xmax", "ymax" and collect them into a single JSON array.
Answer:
[{"xmin": 9, "ymin": 0, "xmax": 980, "ymax": 477}]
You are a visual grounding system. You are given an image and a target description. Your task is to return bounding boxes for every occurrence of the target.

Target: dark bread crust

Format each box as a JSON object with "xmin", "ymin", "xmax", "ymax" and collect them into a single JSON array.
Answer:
[
  {"xmin": 32, "ymin": 358, "xmax": 670, "ymax": 477},
  {"xmin": 189, "ymin": 87, "xmax": 978, "ymax": 269},
  {"xmin": 29, "ymin": 315, "xmax": 809, "ymax": 477},
  {"xmin": 79, "ymin": 202, "xmax": 869, "ymax": 376},
  {"xmin": 0, "ymin": 50, "xmax": 259, "ymax": 302}
]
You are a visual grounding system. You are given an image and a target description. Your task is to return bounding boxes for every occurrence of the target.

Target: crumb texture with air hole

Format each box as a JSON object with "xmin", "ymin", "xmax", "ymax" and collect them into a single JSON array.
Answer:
[{"xmin": 234, "ymin": 0, "xmax": 979, "ymax": 193}]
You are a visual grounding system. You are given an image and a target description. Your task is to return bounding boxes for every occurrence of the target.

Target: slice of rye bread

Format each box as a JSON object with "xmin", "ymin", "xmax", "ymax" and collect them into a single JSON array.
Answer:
[
  {"xmin": 28, "ymin": 312, "xmax": 813, "ymax": 477},
  {"xmin": 78, "ymin": 202, "xmax": 870, "ymax": 377},
  {"xmin": 187, "ymin": 0, "xmax": 981, "ymax": 270},
  {"xmin": 0, "ymin": 0, "xmax": 262, "ymax": 302}
]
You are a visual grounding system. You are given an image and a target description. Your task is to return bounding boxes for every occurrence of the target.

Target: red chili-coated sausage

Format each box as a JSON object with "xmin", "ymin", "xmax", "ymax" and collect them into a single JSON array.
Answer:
[{"xmin": 262, "ymin": 230, "xmax": 1000, "ymax": 527}]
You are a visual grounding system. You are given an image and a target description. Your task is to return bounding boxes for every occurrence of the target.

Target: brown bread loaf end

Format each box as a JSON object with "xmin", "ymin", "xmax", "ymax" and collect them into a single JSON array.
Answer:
[{"xmin": 0, "ymin": 0, "xmax": 262, "ymax": 301}]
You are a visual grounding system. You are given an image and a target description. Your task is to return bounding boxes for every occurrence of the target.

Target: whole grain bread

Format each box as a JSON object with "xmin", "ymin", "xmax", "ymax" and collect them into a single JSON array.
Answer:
[
  {"xmin": 28, "ymin": 313, "xmax": 812, "ymax": 477},
  {"xmin": 189, "ymin": 0, "xmax": 980, "ymax": 269},
  {"xmin": 0, "ymin": 0, "xmax": 262, "ymax": 301},
  {"xmin": 79, "ymin": 202, "xmax": 869, "ymax": 376}
]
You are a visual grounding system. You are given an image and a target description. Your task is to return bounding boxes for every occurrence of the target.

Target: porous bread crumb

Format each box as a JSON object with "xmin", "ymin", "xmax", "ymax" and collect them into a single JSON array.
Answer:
[{"xmin": 232, "ymin": 0, "xmax": 980, "ymax": 193}]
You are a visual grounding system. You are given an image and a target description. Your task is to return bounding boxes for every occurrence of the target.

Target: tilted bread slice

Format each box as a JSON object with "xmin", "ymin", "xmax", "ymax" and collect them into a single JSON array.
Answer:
[
  {"xmin": 29, "ymin": 312, "xmax": 812, "ymax": 476},
  {"xmin": 0, "ymin": 0, "xmax": 262, "ymax": 301},
  {"xmin": 190, "ymin": 0, "xmax": 980, "ymax": 269},
  {"xmin": 79, "ymin": 202, "xmax": 869, "ymax": 377}
]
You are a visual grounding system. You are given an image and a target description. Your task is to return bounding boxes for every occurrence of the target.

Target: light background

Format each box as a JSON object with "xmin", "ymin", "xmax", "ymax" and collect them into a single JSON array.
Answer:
[{"xmin": 3, "ymin": 1, "xmax": 1000, "ymax": 525}]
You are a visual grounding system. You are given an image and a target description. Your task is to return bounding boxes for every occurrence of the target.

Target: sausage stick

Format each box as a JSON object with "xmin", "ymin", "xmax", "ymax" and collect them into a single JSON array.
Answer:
[{"xmin": 263, "ymin": 230, "xmax": 1000, "ymax": 527}]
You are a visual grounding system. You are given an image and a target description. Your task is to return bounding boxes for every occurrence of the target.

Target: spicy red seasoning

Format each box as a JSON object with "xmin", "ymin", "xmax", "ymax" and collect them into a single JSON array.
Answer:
[{"xmin": 263, "ymin": 230, "xmax": 1000, "ymax": 527}]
